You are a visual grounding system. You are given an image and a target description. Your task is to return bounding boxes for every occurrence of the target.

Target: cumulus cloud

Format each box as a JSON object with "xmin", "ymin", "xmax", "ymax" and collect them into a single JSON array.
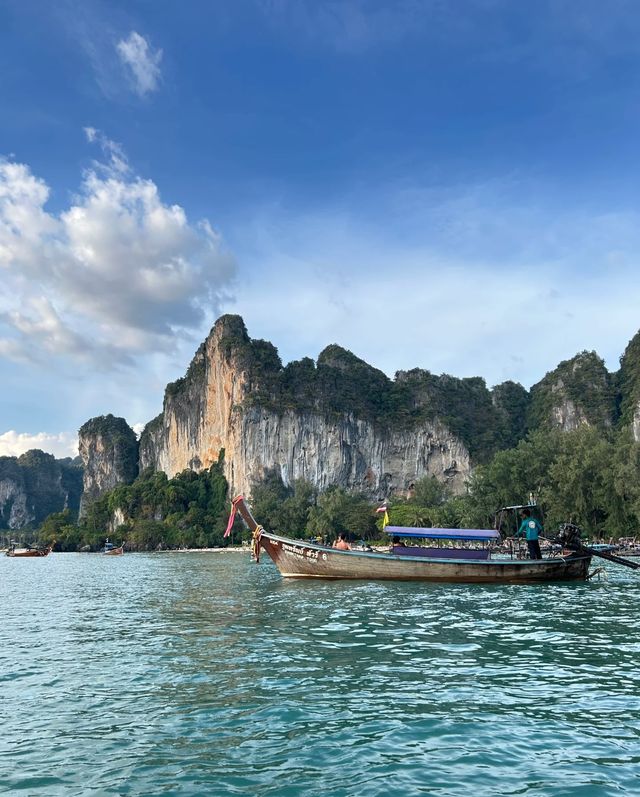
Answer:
[
  {"xmin": 0, "ymin": 133, "xmax": 236, "ymax": 368},
  {"xmin": 0, "ymin": 430, "xmax": 78, "ymax": 459},
  {"xmin": 116, "ymin": 32, "xmax": 162, "ymax": 96}
]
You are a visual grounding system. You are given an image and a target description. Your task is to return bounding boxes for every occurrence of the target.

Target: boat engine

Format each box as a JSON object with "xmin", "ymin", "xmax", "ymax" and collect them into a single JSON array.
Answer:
[{"xmin": 555, "ymin": 522, "xmax": 583, "ymax": 549}]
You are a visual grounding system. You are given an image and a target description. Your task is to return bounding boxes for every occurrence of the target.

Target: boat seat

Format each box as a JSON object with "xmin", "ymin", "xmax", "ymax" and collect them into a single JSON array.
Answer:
[{"xmin": 393, "ymin": 545, "xmax": 490, "ymax": 560}]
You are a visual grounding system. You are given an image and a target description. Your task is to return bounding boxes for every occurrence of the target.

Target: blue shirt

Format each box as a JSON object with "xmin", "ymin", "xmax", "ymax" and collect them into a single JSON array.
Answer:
[{"xmin": 517, "ymin": 517, "xmax": 542, "ymax": 541}]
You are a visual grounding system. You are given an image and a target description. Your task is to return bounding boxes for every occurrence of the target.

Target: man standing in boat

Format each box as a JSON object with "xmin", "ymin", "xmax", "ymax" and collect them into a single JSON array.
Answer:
[{"xmin": 517, "ymin": 508, "xmax": 543, "ymax": 560}]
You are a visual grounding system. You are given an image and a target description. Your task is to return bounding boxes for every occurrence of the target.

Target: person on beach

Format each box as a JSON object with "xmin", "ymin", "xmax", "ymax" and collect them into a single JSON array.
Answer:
[
  {"xmin": 516, "ymin": 508, "xmax": 543, "ymax": 560},
  {"xmin": 333, "ymin": 533, "xmax": 351, "ymax": 551}
]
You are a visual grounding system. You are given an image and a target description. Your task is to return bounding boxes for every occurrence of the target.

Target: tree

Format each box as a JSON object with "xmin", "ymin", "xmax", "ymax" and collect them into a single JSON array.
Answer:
[
  {"xmin": 412, "ymin": 476, "xmax": 451, "ymax": 507},
  {"xmin": 277, "ymin": 480, "xmax": 317, "ymax": 537},
  {"xmin": 37, "ymin": 510, "xmax": 80, "ymax": 550},
  {"xmin": 249, "ymin": 470, "xmax": 292, "ymax": 533},
  {"xmin": 545, "ymin": 427, "xmax": 613, "ymax": 536},
  {"xmin": 307, "ymin": 487, "xmax": 375, "ymax": 541}
]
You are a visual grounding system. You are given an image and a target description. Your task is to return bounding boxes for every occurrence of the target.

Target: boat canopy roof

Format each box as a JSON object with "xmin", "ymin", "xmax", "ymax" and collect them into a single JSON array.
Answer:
[{"xmin": 385, "ymin": 526, "xmax": 500, "ymax": 541}]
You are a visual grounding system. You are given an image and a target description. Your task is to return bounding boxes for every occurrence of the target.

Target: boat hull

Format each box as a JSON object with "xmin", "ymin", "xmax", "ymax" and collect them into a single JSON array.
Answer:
[
  {"xmin": 259, "ymin": 532, "xmax": 591, "ymax": 583},
  {"xmin": 103, "ymin": 547, "xmax": 124, "ymax": 556},
  {"xmin": 6, "ymin": 547, "xmax": 51, "ymax": 558}
]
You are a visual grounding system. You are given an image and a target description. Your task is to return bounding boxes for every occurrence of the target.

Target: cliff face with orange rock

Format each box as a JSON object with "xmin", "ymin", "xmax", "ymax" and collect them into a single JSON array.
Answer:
[
  {"xmin": 79, "ymin": 315, "xmax": 635, "ymax": 511},
  {"xmin": 135, "ymin": 316, "xmax": 471, "ymax": 498}
]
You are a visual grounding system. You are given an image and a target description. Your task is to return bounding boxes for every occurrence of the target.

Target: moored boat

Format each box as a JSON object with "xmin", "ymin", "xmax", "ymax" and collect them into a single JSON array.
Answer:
[
  {"xmin": 613, "ymin": 537, "xmax": 640, "ymax": 557},
  {"xmin": 229, "ymin": 496, "xmax": 594, "ymax": 584},
  {"xmin": 103, "ymin": 539, "xmax": 124, "ymax": 555},
  {"xmin": 6, "ymin": 541, "xmax": 52, "ymax": 558}
]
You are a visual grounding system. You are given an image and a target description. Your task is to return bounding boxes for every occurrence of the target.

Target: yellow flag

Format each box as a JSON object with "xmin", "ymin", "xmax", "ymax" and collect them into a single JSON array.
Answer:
[{"xmin": 383, "ymin": 510, "xmax": 389, "ymax": 529}]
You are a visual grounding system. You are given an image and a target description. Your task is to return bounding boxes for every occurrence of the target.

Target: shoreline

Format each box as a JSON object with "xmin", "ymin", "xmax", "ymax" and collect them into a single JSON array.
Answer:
[{"xmin": 156, "ymin": 546, "xmax": 249, "ymax": 553}]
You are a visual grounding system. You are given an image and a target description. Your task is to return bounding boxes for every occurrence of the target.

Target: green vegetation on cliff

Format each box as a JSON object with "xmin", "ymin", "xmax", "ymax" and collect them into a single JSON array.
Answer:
[
  {"xmin": 617, "ymin": 330, "xmax": 640, "ymax": 427},
  {"xmin": 491, "ymin": 380, "xmax": 531, "ymax": 449},
  {"xmin": 395, "ymin": 369, "xmax": 507, "ymax": 462},
  {"xmin": 158, "ymin": 316, "xmax": 525, "ymax": 462},
  {"xmin": 528, "ymin": 352, "xmax": 615, "ymax": 431}
]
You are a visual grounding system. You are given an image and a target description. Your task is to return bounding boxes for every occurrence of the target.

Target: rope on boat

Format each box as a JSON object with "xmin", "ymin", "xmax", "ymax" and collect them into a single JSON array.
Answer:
[
  {"xmin": 587, "ymin": 567, "xmax": 608, "ymax": 581},
  {"xmin": 251, "ymin": 525, "xmax": 263, "ymax": 563}
]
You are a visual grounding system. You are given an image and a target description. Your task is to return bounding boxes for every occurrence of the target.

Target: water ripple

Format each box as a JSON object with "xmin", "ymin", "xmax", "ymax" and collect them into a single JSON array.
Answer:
[{"xmin": 1, "ymin": 553, "xmax": 639, "ymax": 795}]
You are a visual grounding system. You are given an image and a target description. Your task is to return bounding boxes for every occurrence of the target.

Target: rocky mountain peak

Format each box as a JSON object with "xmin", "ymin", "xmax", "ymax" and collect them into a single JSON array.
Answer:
[
  {"xmin": 317, "ymin": 344, "xmax": 372, "ymax": 371},
  {"xmin": 528, "ymin": 350, "xmax": 614, "ymax": 432},
  {"xmin": 78, "ymin": 415, "xmax": 138, "ymax": 516}
]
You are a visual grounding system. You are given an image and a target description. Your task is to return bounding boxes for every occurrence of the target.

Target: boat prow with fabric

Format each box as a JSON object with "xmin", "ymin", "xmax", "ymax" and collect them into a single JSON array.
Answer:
[{"xmin": 229, "ymin": 496, "xmax": 592, "ymax": 584}]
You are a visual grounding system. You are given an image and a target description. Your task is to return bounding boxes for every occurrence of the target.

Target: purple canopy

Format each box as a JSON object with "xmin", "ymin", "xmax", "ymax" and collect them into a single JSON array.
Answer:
[{"xmin": 385, "ymin": 526, "xmax": 500, "ymax": 541}]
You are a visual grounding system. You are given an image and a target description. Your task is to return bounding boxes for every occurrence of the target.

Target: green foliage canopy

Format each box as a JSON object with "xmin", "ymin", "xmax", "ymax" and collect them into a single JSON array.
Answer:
[{"xmin": 45, "ymin": 457, "xmax": 234, "ymax": 551}]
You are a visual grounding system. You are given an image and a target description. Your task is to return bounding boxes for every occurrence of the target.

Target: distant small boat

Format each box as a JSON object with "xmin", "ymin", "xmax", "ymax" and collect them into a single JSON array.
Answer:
[
  {"xmin": 103, "ymin": 539, "xmax": 124, "ymax": 556},
  {"xmin": 6, "ymin": 541, "xmax": 52, "ymax": 558}
]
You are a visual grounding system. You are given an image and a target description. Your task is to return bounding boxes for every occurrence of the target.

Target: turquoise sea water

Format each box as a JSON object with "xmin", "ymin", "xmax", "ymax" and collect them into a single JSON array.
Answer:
[{"xmin": 1, "ymin": 552, "xmax": 640, "ymax": 796}]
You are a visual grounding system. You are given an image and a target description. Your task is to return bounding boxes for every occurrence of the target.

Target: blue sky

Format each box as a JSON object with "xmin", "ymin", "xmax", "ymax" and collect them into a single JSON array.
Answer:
[{"xmin": 3, "ymin": 0, "xmax": 640, "ymax": 457}]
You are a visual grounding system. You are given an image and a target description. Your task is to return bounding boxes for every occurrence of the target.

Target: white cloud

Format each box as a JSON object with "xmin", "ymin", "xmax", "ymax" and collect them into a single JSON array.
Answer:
[
  {"xmin": 0, "ymin": 135, "xmax": 236, "ymax": 368},
  {"xmin": 83, "ymin": 127, "xmax": 130, "ymax": 175},
  {"xmin": 0, "ymin": 430, "xmax": 78, "ymax": 459},
  {"xmin": 116, "ymin": 31, "xmax": 162, "ymax": 96}
]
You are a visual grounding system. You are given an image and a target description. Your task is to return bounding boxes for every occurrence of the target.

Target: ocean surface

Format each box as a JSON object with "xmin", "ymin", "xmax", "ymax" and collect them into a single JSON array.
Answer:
[{"xmin": 1, "ymin": 552, "xmax": 640, "ymax": 796}]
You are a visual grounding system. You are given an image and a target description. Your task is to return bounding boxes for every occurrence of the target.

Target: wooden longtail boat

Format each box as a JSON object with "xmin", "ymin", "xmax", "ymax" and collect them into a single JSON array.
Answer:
[
  {"xmin": 103, "ymin": 539, "xmax": 124, "ymax": 555},
  {"xmin": 230, "ymin": 496, "xmax": 593, "ymax": 584},
  {"xmin": 6, "ymin": 542, "xmax": 52, "ymax": 558}
]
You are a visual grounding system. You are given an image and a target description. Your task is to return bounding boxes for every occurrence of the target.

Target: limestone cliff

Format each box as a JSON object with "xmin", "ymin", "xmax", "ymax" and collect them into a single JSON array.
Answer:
[
  {"xmin": 78, "ymin": 415, "xmax": 139, "ymax": 516},
  {"xmin": 0, "ymin": 457, "xmax": 32, "ymax": 529},
  {"xmin": 0, "ymin": 450, "xmax": 82, "ymax": 531},
  {"xmin": 79, "ymin": 318, "xmax": 640, "ymax": 511},
  {"xmin": 617, "ymin": 330, "xmax": 640, "ymax": 442},
  {"xmin": 528, "ymin": 351, "xmax": 615, "ymax": 433},
  {"xmin": 138, "ymin": 316, "xmax": 471, "ymax": 498}
]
